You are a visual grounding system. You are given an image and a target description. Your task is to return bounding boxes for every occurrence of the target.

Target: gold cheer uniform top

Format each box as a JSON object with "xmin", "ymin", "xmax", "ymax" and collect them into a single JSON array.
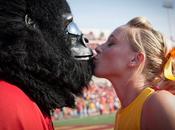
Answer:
[{"xmin": 114, "ymin": 87, "xmax": 154, "ymax": 130}]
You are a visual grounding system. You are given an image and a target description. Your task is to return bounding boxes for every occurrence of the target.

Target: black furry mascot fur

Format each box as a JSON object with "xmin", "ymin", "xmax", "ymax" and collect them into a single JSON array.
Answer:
[{"xmin": 0, "ymin": 0, "xmax": 93, "ymax": 129}]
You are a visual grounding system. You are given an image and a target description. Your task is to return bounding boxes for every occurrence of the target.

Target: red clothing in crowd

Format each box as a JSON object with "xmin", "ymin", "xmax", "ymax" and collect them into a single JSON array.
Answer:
[{"xmin": 0, "ymin": 80, "xmax": 54, "ymax": 130}]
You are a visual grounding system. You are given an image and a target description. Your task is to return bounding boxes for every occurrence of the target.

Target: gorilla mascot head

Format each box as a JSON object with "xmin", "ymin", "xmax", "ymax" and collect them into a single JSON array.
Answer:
[{"xmin": 0, "ymin": 0, "xmax": 93, "ymax": 128}]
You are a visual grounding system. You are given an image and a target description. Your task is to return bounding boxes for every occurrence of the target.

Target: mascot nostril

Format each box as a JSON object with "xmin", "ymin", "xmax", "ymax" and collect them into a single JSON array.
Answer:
[{"xmin": 0, "ymin": 0, "xmax": 94, "ymax": 129}]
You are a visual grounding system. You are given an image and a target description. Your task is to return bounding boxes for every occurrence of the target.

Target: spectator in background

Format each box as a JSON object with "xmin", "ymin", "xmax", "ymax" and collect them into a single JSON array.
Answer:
[
  {"xmin": 52, "ymin": 84, "xmax": 118, "ymax": 119},
  {"xmin": 94, "ymin": 16, "xmax": 175, "ymax": 130}
]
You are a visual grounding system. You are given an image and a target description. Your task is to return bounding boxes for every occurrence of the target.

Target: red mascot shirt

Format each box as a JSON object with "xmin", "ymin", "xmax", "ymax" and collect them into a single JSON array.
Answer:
[{"xmin": 0, "ymin": 80, "xmax": 54, "ymax": 130}]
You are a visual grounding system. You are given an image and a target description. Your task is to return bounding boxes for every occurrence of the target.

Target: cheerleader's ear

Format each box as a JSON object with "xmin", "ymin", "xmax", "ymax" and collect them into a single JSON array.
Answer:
[{"xmin": 128, "ymin": 52, "xmax": 145, "ymax": 68}]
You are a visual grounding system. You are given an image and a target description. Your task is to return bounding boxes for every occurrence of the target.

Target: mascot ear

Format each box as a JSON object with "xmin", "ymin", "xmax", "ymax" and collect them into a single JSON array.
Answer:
[{"xmin": 25, "ymin": 14, "xmax": 36, "ymax": 29}]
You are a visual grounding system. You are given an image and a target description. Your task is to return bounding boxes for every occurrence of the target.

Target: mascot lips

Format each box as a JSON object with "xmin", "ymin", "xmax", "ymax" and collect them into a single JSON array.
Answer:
[{"xmin": 64, "ymin": 14, "xmax": 93, "ymax": 60}]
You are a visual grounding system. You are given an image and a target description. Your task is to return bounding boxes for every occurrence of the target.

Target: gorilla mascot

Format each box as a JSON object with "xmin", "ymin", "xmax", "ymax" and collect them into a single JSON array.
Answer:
[{"xmin": 0, "ymin": 0, "xmax": 94, "ymax": 129}]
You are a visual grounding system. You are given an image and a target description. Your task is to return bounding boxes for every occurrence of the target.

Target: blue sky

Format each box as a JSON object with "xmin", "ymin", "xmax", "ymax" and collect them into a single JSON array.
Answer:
[{"xmin": 67, "ymin": 0, "xmax": 175, "ymax": 39}]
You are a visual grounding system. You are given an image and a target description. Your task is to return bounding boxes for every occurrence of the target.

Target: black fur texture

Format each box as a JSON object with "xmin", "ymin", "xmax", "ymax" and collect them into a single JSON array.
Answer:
[{"xmin": 0, "ymin": 0, "xmax": 93, "ymax": 115}]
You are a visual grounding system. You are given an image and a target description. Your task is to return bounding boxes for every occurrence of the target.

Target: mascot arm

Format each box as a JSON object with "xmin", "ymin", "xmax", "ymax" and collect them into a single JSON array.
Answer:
[{"xmin": 0, "ymin": 81, "xmax": 53, "ymax": 130}]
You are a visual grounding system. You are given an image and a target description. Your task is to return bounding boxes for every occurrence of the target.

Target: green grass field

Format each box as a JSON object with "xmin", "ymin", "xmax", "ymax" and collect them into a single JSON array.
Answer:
[{"xmin": 53, "ymin": 113, "xmax": 115, "ymax": 127}]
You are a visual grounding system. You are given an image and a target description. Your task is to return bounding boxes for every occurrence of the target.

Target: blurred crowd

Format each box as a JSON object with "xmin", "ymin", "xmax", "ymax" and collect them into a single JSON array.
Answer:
[{"xmin": 52, "ymin": 83, "xmax": 120, "ymax": 120}]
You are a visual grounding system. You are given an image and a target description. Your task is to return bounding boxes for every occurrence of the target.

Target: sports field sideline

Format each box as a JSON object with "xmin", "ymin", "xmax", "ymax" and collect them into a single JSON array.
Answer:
[
  {"xmin": 55, "ymin": 124, "xmax": 113, "ymax": 130},
  {"xmin": 54, "ymin": 113, "xmax": 115, "ymax": 130}
]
